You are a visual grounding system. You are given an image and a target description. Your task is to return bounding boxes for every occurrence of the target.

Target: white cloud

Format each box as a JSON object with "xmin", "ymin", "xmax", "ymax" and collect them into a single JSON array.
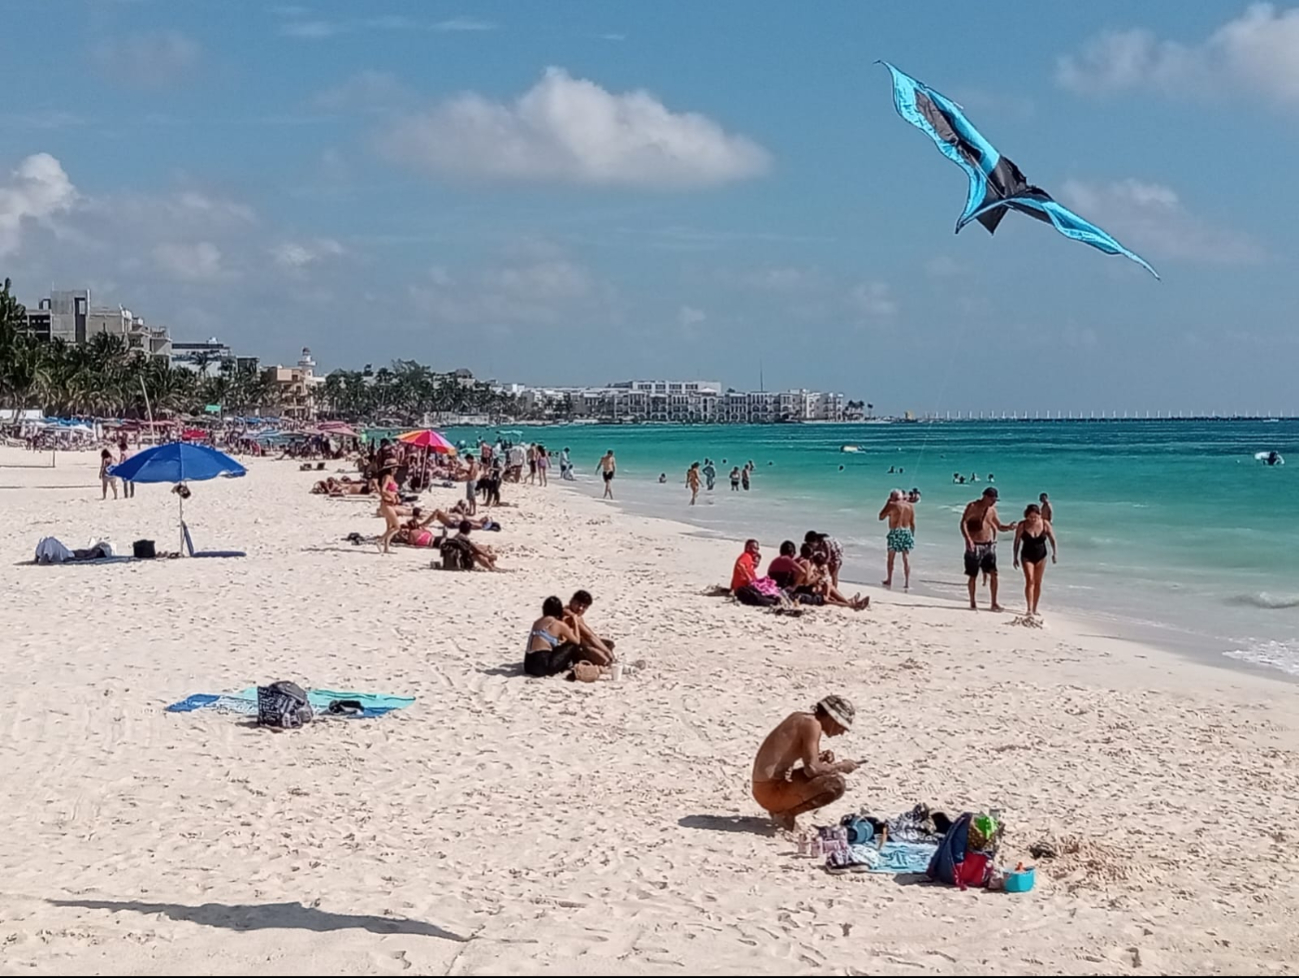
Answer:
[
  {"xmin": 92, "ymin": 30, "xmax": 200, "ymax": 89},
  {"xmin": 677, "ymin": 305, "xmax": 706, "ymax": 327},
  {"xmin": 1057, "ymin": 4, "xmax": 1299, "ymax": 104},
  {"xmin": 847, "ymin": 281, "xmax": 899, "ymax": 319},
  {"xmin": 173, "ymin": 191, "xmax": 257, "ymax": 225},
  {"xmin": 1060, "ymin": 179, "xmax": 1265, "ymax": 264},
  {"xmin": 925, "ymin": 255, "xmax": 966, "ymax": 277},
  {"xmin": 0, "ymin": 153, "xmax": 77, "ymax": 257},
  {"xmin": 408, "ymin": 247, "xmax": 608, "ymax": 328},
  {"xmin": 379, "ymin": 67, "xmax": 771, "ymax": 189},
  {"xmin": 152, "ymin": 241, "xmax": 227, "ymax": 282},
  {"xmin": 433, "ymin": 17, "xmax": 496, "ymax": 32},
  {"xmin": 281, "ymin": 14, "xmax": 497, "ymax": 39},
  {"xmin": 271, "ymin": 238, "xmax": 346, "ymax": 269},
  {"xmin": 720, "ymin": 265, "xmax": 825, "ymax": 291},
  {"xmin": 316, "ymin": 70, "xmax": 413, "ymax": 111},
  {"xmin": 281, "ymin": 20, "xmax": 345, "ymax": 39}
]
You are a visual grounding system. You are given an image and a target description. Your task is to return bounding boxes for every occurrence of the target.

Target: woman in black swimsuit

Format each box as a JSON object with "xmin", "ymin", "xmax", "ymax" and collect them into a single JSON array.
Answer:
[{"xmin": 1013, "ymin": 504, "xmax": 1058, "ymax": 616}]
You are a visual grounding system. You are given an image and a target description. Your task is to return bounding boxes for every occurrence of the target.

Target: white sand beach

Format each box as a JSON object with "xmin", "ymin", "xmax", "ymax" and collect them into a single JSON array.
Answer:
[{"xmin": 2, "ymin": 445, "xmax": 1297, "ymax": 976}]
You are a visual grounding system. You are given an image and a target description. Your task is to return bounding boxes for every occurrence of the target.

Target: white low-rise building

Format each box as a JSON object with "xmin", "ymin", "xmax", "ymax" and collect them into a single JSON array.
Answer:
[{"xmin": 507, "ymin": 379, "xmax": 848, "ymax": 423}]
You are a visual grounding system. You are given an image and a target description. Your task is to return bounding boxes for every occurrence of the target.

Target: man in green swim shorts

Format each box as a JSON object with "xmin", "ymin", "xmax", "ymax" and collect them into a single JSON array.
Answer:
[{"xmin": 878, "ymin": 489, "xmax": 916, "ymax": 589}]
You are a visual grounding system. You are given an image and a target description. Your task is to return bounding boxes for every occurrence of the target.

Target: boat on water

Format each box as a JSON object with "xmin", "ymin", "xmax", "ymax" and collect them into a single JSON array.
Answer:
[{"xmin": 840, "ymin": 445, "xmax": 861, "ymax": 453}]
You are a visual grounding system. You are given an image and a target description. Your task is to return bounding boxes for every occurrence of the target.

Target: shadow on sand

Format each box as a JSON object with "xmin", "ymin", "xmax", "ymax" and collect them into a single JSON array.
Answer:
[
  {"xmin": 48, "ymin": 899, "xmax": 469, "ymax": 941},
  {"xmin": 678, "ymin": 814, "xmax": 776, "ymax": 836}
]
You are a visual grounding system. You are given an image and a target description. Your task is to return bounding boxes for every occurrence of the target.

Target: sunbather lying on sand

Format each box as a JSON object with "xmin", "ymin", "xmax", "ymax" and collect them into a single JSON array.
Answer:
[
  {"xmin": 413, "ymin": 508, "xmax": 500, "ymax": 531},
  {"xmin": 752, "ymin": 695, "xmax": 858, "ymax": 831},
  {"xmin": 393, "ymin": 523, "xmax": 439, "ymax": 548},
  {"xmin": 312, "ymin": 476, "xmax": 374, "ymax": 496}
]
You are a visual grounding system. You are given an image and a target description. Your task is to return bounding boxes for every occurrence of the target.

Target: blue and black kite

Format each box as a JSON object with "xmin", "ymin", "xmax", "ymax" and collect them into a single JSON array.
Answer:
[{"xmin": 880, "ymin": 61, "xmax": 1158, "ymax": 279}]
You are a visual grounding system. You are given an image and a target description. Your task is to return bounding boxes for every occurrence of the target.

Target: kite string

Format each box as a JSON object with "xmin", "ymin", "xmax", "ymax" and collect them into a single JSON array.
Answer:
[{"xmin": 905, "ymin": 311, "xmax": 972, "ymax": 482}]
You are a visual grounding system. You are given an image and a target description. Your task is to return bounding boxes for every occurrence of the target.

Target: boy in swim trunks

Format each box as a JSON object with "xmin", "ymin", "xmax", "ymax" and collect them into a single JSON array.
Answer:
[
  {"xmin": 878, "ymin": 488, "xmax": 915, "ymax": 589},
  {"xmin": 598, "ymin": 450, "xmax": 616, "ymax": 499},
  {"xmin": 752, "ymin": 695, "xmax": 858, "ymax": 831}
]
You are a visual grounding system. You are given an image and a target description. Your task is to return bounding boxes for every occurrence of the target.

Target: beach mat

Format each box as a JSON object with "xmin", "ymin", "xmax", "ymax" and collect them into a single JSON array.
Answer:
[
  {"xmin": 25, "ymin": 555, "xmax": 137, "ymax": 566},
  {"xmin": 166, "ymin": 687, "xmax": 414, "ymax": 719}
]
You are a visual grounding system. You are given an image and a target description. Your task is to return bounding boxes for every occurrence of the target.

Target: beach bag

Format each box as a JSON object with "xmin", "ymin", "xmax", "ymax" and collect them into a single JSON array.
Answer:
[
  {"xmin": 440, "ymin": 537, "xmax": 474, "ymax": 571},
  {"xmin": 926, "ymin": 812, "xmax": 992, "ymax": 889},
  {"xmin": 257, "ymin": 681, "xmax": 313, "ymax": 729}
]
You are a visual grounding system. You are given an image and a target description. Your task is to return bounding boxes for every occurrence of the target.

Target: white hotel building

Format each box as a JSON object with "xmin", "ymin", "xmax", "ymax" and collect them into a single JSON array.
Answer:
[{"xmin": 510, "ymin": 379, "xmax": 847, "ymax": 424}]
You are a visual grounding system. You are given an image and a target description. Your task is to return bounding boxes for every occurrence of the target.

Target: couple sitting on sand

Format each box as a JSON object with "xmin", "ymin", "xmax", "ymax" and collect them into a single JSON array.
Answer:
[
  {"xmin": 525, "ymin": 590, "xmax": 615, "ymax": 682},
  {"xmin": 752, "ymin": 695, "xmax": 858, "ymax": 830},
  {"xmin": 731, "ymin": 539, "xmax": 868, "ymax": 610}
]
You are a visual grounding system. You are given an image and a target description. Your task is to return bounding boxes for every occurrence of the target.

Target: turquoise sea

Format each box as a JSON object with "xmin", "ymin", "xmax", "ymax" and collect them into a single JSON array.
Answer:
[{"xmin": 446, "ymin": 420, "xmax": 1299, "ymax": 678}]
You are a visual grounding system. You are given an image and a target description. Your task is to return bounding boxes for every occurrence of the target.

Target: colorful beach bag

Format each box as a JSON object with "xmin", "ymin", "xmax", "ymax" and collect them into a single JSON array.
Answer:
[
  {"xmin": 257, "ymin": 681, "xmax": 313, "ymax": 729},
  {"xmin": 926, "ymin": 812, "xmax": 993, "ymax": 889}
]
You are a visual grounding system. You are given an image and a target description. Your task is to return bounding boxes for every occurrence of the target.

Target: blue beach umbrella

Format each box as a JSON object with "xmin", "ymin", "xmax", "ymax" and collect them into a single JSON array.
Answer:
[{"xmin": 110, "ymin": 442, "xmax": 246, "ymax": 554}]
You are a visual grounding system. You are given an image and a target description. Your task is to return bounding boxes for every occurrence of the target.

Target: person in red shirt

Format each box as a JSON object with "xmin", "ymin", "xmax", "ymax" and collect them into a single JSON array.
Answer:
[
  {"xmin": 766, "ymin": 540, "xmax": 803, "ymax": 591},
  {"xmin": 731, "ymin": 539, "xmax": 761, "ymax": 592}
]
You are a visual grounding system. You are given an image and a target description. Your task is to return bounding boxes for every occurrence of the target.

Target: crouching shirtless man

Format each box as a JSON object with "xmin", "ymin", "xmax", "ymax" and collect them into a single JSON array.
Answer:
[{"xmin": 751, "ymin": 695, "xmax": 858, "ymax": 831}]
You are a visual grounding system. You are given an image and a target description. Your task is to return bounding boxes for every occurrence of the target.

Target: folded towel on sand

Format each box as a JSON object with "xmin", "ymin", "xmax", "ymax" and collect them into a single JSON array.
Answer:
[{"xmin": 166, "ymin": 687, "xmax": 414, "ymax": 719}]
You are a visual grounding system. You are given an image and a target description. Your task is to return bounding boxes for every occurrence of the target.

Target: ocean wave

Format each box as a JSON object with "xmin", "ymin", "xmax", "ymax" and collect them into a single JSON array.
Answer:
[
  {"xmin": 1226, "ymin": 592, "xmax": 1299, "ymax": 610},
  {"xmin": 1224, "ymin": 640, "xmax": 1299, "ymax": 677}
]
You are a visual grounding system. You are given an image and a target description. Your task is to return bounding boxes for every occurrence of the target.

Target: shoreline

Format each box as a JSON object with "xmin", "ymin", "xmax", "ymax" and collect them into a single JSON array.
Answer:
[
  {"xmin": 3, "ymin": 447, "xmax": 1299, "ymax": 974},
  {"xmin": 551, "ymin": 468, "xmax": 1299, "ymax": 687}
]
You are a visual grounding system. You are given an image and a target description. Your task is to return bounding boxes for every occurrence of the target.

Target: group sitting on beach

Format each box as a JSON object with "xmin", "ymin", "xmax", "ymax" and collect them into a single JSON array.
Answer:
[
  {"xmin": 730, "ymin": 537, "xmax": 868, "ymax": 610},
  {"xmin": 524, "ymin": 590, "xmax": 616, "ymax": 681}
]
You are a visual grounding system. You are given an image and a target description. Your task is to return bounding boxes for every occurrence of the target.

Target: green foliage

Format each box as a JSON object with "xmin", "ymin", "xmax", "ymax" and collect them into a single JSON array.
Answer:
[
  {"xmin": 0, "ymin": 277, "xmax": 518, "ymax": 420},
  {"xmin": 318, "ymin": 359, "xmax": 517, "ymax": 422}
]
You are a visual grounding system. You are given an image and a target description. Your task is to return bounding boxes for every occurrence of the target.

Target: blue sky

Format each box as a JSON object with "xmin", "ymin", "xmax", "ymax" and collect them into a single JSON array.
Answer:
[{"xmin": 3, "ymin": 1, "xmax": 1298, "ymax": 414}]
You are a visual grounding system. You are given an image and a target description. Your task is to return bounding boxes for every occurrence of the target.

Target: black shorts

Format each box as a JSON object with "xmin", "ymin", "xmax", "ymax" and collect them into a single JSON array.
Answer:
[
  {"xmin": 524, "ymin": 643, "xmax": 582, "ymax": 677},
  {"xmin": 602, "ymin": 470, "xmax": 615, "ymax": 482},
  {"xmin": 964, "ymin": 543, "xmax": 997, "ymax": 577}
]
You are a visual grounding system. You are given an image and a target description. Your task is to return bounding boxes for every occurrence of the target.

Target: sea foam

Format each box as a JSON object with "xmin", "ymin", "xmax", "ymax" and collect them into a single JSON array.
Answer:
[{"xmin": 1224, "ymin": 640, "xmax": 1299, "ymax": 676}]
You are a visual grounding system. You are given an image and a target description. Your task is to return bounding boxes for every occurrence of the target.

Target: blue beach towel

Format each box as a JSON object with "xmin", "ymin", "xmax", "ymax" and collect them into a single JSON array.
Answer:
[
  {"xmin": 166, "ymin": 687, "xmax": 414, "ymax": 719},
  {"xmin": 869, "ymin": 841, "xmax": 939, "ymax": 875}
]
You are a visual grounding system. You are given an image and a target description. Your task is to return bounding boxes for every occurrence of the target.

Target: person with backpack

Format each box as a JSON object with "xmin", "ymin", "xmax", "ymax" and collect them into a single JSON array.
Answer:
[{"xmin": 751, "ymin": 696, "xmax": 858, "ymax": 830}]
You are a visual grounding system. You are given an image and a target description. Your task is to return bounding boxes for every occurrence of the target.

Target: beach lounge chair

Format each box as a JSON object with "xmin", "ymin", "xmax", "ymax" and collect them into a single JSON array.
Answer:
[{"xmin": 182, "ymin": 522, "xmax": 247, "ymax": 559}]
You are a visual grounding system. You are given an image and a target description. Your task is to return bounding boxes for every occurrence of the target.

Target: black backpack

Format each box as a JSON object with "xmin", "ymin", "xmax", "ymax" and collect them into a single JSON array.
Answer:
[
  {"xmin": 257, "ymin": 681, "xmax": 313, "ymax": 729},
  {"xmin": 440, "ymin": 537, "xmax": 474, "ymax": 571}
]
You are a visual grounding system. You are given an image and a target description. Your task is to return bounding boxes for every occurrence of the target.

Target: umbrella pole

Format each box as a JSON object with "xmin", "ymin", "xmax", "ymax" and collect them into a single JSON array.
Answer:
[{"xmin": 179, "ymin": 490, "xmax": 185, "ymax": 556}]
